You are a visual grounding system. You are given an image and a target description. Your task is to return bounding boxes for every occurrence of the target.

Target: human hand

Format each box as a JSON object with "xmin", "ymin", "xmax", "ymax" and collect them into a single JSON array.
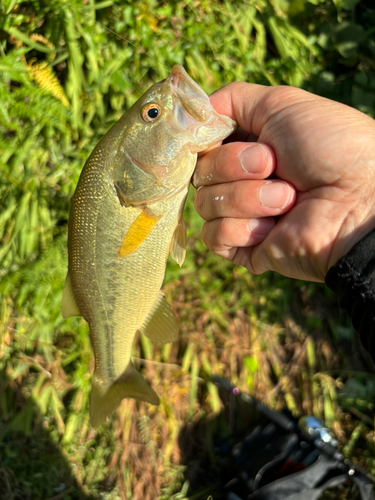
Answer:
[{"xmin": 194, "ymin": 84, "xmax": 375, "ymax": 282}]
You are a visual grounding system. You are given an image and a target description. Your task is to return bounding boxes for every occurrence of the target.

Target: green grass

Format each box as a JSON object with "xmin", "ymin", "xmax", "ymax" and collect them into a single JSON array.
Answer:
[{"xmin": 1, "ymin": 0, "xmax": 375, "ymax": 498}]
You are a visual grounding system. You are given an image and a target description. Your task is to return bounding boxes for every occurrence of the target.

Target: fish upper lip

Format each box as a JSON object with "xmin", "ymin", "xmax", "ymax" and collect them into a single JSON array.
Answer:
[
  {"xmin": 167, "ymin": 65, "xmax": 237, "ymax": 150},
  {"xmin": 168, "ymin": 65, "xmax": 212, "ymax": 129},
  {"xmin": 167, "ymin": 65, "xmax": 189, "ymax": 87},
  {"xmin": 167, "ymin": 65, "xmax": 208, "ymax": 101}
]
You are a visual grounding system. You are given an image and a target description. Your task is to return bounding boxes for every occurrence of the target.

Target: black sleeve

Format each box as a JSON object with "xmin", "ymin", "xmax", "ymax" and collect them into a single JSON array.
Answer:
[{"xmin": 325, "ymin": 229, "xmax": 375, "ymax": 366}]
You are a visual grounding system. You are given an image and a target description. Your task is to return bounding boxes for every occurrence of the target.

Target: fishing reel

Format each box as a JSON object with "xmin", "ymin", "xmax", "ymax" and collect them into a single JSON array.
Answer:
[
  {"xmin": 298, "ymin": 415, "xmax": 338, "ymax": 447},
  {"xmin": 212, "ymin": 376, "xmax": 375, "ymax": 500}
]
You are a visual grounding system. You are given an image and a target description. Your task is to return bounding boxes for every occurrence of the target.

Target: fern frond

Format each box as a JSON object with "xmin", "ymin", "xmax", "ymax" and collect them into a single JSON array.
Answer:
[
  {"xmin": 26, "ymin": 60, "xmax": 70, "ymax": 108},
  {"xmin": 29, "ymin": 34, "xmax": 55, "ymax": 52},
  {"xmin": 0, "ymin": 50, "xmax": 30, "ymax": 85},
  {"xmin": 0, "ymin": 235, "xmax": 67, "ymax": 315}
]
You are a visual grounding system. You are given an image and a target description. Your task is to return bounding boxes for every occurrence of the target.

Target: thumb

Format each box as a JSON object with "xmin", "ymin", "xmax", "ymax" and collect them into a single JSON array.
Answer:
[{"xmin": 209, "ymin": 82, "xmax": 318, "ymax": 139}]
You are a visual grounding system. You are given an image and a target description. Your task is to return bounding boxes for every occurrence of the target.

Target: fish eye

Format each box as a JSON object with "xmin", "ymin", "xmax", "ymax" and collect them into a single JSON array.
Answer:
[{"xmin": 141, "ymin": 103, "xmax": 162, "ymax": 122}]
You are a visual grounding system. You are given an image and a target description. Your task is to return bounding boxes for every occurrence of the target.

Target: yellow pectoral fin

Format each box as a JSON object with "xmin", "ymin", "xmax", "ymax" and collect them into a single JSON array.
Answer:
[{"xmin": 118, "ymin": 209, "xmax": 161, "ymax": 258}]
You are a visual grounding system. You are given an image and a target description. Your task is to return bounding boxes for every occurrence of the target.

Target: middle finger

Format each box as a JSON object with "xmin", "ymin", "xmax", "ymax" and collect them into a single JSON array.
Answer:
[{"xmin": 194, "ymin": 179, "xmax": 295, "ymax": 221}]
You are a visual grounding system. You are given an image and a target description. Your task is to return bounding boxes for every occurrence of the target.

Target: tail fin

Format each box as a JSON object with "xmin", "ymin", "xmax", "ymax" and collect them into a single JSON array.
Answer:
[{"xmin": 90, "ymin": 362, "xmax": 160, "ymax": 427}]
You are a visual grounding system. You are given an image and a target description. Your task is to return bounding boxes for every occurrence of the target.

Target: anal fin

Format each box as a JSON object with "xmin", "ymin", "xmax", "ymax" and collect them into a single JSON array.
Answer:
[
  {"xmin": 90, "ymin": 362, "xmax": 160, "ymax": 427},
  {"xmin": 61, "ymin": 272, "xmax": 81, "ymax": 318},
  {"xmin": 140, "ymin": 292, "xmax": 179, "ymax": 344}
]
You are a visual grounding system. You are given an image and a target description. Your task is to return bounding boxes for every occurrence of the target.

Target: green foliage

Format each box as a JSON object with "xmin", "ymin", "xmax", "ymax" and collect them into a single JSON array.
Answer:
[
  {"xmin": 0, "ymin": 0, "xmax": 322, "ymax": 270},
  {"xmin": 294, "ymin": 0, "xmax": 375, "ymax": 114},
  {"xmin": 1, "ymin": 0, "xmax": 375, "ymax": 498}
]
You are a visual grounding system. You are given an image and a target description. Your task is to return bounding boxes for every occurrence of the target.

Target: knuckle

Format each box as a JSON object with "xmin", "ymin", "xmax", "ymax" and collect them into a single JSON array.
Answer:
[
  {"xmin": 194, "ymin": 187, "xmax": 204, "ymax": 216},
  {"xmin": 202, "ymin": 222, "xmax": 217, "ymax": 251},
  {"xmin": 226, "ymin": 182, "xmax": 237, "ymax": 210},
  {"xmin": 201, "ymin": 222, "xmax": 208, "ymax": 246},
  {"xmin": 218, "ymin": 218, "xmax": 233, "ymax": 241},
  {"xmin": 202, "ymin": 219, "xmax": 223, "ymax": 251},
  {"xmin": 228, "ymin": 181, "xmax": 247, "ymax": 214}
]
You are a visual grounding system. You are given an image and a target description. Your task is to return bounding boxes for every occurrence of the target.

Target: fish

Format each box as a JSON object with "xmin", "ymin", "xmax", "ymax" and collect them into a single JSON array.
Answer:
[{"xmin": 61, "ymin": 65, "xmax": 236, "ymax": 427}]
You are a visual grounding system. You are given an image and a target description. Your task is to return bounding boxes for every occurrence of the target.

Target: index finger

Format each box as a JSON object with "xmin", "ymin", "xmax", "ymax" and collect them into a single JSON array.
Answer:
[{"xmin": 194, "ymin": 141, "xmax": 276, "ymax": 188}]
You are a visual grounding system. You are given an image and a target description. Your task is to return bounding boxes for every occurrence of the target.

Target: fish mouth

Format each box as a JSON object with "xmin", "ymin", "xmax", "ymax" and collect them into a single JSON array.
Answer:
[
  {"xmin": 168, "ymin": 65, "xmax": 211, "ymax": 125},
  {"xmin": 168, "ymin": 65, "xmax": 236, "ymax": 152},
  {"xmin": 168, "ymin": 66, "xmax": 209, "ymax": 111}
]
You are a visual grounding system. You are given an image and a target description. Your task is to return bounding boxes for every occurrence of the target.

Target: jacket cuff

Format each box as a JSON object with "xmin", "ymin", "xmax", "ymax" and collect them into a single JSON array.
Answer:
[{"xmin": 325, "ymin": 229, "xmax": 375, "ymax": 365}]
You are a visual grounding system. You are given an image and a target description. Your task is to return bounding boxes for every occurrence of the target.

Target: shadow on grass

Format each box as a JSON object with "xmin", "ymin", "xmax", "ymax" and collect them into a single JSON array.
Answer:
[
  {"xmin": 0, "ymin": 369, "xmax": 91, "ymax": 500},
  {"xmin": 177, "ymin": 365, "xmax": 375, "ymax": 499},
  {"xmin": 177, "ymin": 385, "xmax": 267, "ymax": 500}
]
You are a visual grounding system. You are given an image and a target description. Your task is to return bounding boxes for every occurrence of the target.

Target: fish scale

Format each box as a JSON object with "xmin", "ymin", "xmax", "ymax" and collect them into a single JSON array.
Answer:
[{"xmin": 62, "ymin": 65, "xmax": 236, "ymax": 426}]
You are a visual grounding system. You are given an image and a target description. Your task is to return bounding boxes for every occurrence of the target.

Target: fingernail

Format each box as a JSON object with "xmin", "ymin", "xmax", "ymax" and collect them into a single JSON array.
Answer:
[
  {"xmin": 239, "ymin": 144, "xmax": 267, "ymax": 174},
  {"xmin": 259, "ymin": 181, "xmax": 290, "ymax": 209}
]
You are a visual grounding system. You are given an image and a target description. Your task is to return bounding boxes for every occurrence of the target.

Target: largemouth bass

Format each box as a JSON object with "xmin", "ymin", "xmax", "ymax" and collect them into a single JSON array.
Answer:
[{"xmin": 62, "ymin": 65, "xmax": 236, "ymax": 427}]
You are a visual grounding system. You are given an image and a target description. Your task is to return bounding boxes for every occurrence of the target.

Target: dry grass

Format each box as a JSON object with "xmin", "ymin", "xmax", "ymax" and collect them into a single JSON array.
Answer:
[{"xmin": 1, "ymin": 239, "xmax": 375, "ymax": 499}]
